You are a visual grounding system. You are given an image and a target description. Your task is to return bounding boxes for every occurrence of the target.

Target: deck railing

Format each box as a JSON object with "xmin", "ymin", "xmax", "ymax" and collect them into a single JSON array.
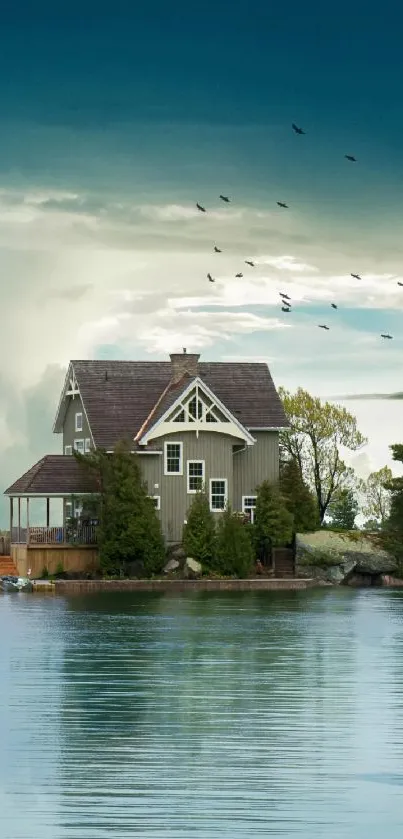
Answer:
[{"xmin": 12, "ymin": 526, "xmax": 98, "ymax": 546}]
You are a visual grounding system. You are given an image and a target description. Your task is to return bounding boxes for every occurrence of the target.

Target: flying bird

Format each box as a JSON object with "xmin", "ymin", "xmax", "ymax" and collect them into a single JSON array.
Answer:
[
  {"xmin": 213, "ymin": 246, "xmax": 222, "ymax": 253},
  {"xmin": 398, "ymin": 282, "xmax": 403, "ymax": 287},
  {"xmin": 277, "ymin": 202, "xmax": 288, "ymax": 208},
  {"xmin": 318, "ymin": 324, "xmax": 329, "ymax": 330},
  {"xmin": 345, "ymin": 155, "xmax": 357, "ymax": 162},
  {"xmin": 292, "ymin": 123, "xmax": 305, "ymax": 135},
  {"xmin": 207, "ymin": 273, "xmax": 215, "ymax": 283},
  {"xmin": 281, "ymin": 306, "xmax": 291, "ymax": 313},
  {"xmin": 235, "ymin": 272, "xmax": 243, "ymax": 278},
  {"xmin": 381, "ymin": 333, "xmax": 393, "ymax": 339},
  {"xmin": 196, "ymin": 203, "xmax": 206, "ymax": 212},
  {"xmin": 280, "ymin": 293, "xmax": 291, "ymax": 300},
  {"xmin": 351, "ymin": 273, "xmax": 362, "ymax": 280},
  {"xmin": 219, "ymin": 195, "xmax": 230, "ymax": 203},
  {"xmin": 245, "ymin": 260, "xmax": 255, "ymax": 267},
  {"xmin": 331, "ymin": 303, "xmax": 338, "ymax": 309}
]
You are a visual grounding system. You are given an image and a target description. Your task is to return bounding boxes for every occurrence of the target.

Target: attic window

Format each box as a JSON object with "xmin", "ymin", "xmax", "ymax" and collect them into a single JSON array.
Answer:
[{"xmin": 169, "ymin": 387, "xmax": 229, "ymax": 424}]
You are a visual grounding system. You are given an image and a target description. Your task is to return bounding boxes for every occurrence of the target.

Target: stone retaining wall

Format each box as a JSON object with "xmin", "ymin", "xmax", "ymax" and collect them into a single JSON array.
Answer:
[{"xmin": 55, "ymin": 577, "xmax": 314, "ymax": 594}]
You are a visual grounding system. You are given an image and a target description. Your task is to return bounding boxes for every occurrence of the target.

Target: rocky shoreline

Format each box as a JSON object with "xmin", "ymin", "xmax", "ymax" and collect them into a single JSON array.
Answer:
[{"xmin": 295, "ymin": 530, "xmax": 400, "ymax": 587}]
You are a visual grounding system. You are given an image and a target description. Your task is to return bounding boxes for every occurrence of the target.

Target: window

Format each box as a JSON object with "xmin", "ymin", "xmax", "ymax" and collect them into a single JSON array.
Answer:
[
  {"xmin": 188, "ymin": 396, "xmax": 203, "ymax": 421},
  {"xmin": 187, "ymin": 460, "xmax": 205, "ymax": 493},
  {"xmin": 242, "ymin": 496, "xmax": 257, "ymax": 524},
  {"xmin": 148, "ymin": 496, "xmax": 161, "ymax": 510},
  {"xmin": 84, "ymin": 438, "xmax": 91, "ymax": 453},
  {"xmin": 75, "ymin": 412, "xmax": 83, "ymax": 432},
  {"xmin": 64, "ymin": 445, "xmax": 72, "ymax": 456},
  {"xmin": 164, "ymin": 442, "xmax": 183, "ymax": 475},
  {"xmin": 209, "ymin": 479, "xmax": 228, "ymax": 511},
  {"xmin": 74, "ymin": 439, "xmax": 84, "ymax": 454}
]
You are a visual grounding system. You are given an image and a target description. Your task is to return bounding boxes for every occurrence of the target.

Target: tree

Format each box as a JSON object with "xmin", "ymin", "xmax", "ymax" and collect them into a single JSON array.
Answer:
[
  {"xmin": 75, "ymin": 441, "xmax": 165, "ymax": 577},
  {"xmin": 359, "ymin": 466, "xmax": 392, "ymax": 525},
  {"xmin": 253, "ymin": 481, "xmax": 294, "ymax": 563},
  {"xmin": 379, "ymin": 446, "xmax": 403, "ymax": 568},
  {"xmin": 327, "ymin": 487, "xmax": 359, "ymax": 530},
  {"xmin": 215, "ymin": 508, "xmax": 254, "ymax": 578},
  {"xmin": 279, "ymin": 386, "xmax": 367, "ymax": 523},
  {"xmin": 183, "ymin": 491, "xmax": 216, "ymax": 567},
  {"xmin": 280, "ymin": 457, "xmax": 320, "ymax": 532}
]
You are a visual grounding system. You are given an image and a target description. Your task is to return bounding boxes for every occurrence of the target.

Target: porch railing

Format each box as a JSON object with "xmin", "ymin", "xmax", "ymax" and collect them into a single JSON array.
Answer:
[{"xmin": 12, "ymin": 526, "xmax": 98, "ymax": 546}]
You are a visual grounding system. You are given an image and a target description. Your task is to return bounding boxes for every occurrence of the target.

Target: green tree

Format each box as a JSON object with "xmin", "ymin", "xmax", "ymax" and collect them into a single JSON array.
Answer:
[
  {"xmin": 253, "ymin": 480, "xmax": 294, "ymax": 563},
  {"xmin": 215, "ymin": 508, "xmax": 254, "ymax": 578},
  {"xmin": 75, "ymin": 441, "xmax": 165, "ymax": 577},
  {"xmin": 280, "ymin": 457, "xmax": 320, "ymax": 532},
  {"xmin": 279, "ymin": 386, "xmax": 366, "ymax": 523},
  {"xmin": 380, "ymin": 445, "xmax": 403, "ymax": 570},
  {"xmin": 359, "ymin": 466, "xmax": 392, "ymax": 525},
  {"xmin": 327, "ymin": 487, "xmax": 358, "ymax": 530},
  {"xmin": 183, "ymin": 490, "xmax": 216, "ymax": 567}
]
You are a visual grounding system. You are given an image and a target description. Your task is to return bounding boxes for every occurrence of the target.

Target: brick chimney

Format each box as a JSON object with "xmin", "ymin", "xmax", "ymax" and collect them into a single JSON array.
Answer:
[{"xmin": 169, "ymin": 349, "xmax": 200, "ymax": 383}]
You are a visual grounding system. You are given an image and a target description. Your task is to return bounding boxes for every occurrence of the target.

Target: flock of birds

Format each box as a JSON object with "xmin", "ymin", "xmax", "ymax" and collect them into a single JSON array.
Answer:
[{"xmin": 195, "ymin": 123, "xmax": 395, "ymax": 340}]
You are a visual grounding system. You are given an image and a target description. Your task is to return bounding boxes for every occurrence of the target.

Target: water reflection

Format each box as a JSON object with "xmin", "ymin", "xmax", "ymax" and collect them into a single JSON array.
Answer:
[{"xmin": 1, "ymin": 589, "xmax": 403, "ymax": 837}]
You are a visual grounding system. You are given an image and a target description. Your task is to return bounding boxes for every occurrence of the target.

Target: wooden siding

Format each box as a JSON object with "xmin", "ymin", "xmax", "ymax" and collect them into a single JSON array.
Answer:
[
  {"xmin": 62, "ymin": 395, "xmax": 91, "ymax": 453},
  {"xmin": 140, "ymin": 430, "xmax": 238, "ymax": 542},
  {"xmin": 233, "ymin": 431, "xmax": 279, "ymax": 508},
  {"xmin": 11, "ymin": 543, "xmax": 99, "ymax": 578}
]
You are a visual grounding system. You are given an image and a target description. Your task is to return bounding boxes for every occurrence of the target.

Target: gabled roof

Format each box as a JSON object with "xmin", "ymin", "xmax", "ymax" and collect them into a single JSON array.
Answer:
[
  {"xmin": 5, "ymin": 455, "xmax": 99, "ymax": 496},
  {"xmin": 54, "ymin": 360, "xmax": 288, "ymax": 450},
  {"xmin": 137, "ymin": 375, "xmax": 256, "ymax": 446}
]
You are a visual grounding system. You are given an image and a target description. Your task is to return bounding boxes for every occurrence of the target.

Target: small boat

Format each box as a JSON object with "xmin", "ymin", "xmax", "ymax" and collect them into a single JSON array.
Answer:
[{"xmin": 0, "ymin": 575, "xmax": 33, "ymax": 593}]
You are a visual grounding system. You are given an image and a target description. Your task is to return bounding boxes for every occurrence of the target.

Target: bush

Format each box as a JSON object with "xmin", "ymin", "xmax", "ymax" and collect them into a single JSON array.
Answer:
[
  {"xmin": 215, "ymin": 507, "xmax": 254, "ymax": 578},
  {"xmin": 183, "ymin": 491, "xmax": 216, "ymax": 566},
  {"xmin": 254, "ymin": 480, "xmax": 294, "ymax": 562}
]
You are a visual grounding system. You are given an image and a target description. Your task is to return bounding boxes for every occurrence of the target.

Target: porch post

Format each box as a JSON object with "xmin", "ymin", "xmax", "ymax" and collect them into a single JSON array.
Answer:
[
  {"xmin": 46, "ymin": 498, "xmax": 50, "ymax": 528},
  {"xmin": 18, "ymin": 498, "xmax": 21, "ymax": 543},
  {"xmin": 26, "ymin": 498, "xmax": 30, "ymax": 545},
  {"xmin": 9, "ymin": 497, "xmax": 13, "ymax": 542}
]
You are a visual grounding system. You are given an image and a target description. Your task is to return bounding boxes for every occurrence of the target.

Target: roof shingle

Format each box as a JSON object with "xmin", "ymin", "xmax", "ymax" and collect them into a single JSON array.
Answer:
[
  {"xmin": 68, "ymin": 360, "xmax": 288, "ymax": 449},
  {"xmin": 5, "ymin": 455, "xmax": 99, "ymax": 496}
]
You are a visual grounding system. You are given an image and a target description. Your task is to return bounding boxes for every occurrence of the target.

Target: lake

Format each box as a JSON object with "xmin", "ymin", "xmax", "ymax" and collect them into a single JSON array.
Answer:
[{"xmin": 1, "ymin": 588, "xmax": 403, "ymax": 838}]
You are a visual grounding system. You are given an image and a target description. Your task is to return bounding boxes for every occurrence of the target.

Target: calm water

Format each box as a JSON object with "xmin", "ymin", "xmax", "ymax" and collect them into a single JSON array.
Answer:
[{"xmin": 1, "ymin": 589, "xmax": 403, "ymax": 838}]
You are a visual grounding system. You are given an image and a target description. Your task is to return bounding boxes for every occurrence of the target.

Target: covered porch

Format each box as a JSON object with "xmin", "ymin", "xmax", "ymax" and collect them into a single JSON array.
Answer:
[{"xmin": 5, "ymin": 455, "xmax": 100, "ymax": 577}]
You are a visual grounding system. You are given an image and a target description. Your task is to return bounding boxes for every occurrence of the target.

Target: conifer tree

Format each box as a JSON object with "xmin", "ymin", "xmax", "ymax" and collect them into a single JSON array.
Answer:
[
  {"xmin": 254, "ymin": 480, "xmax": 294, "ymax": 563},
  {"xmin": 280, "ymin": 457, "xmax": 320, "ymax": 532},
  {"xmin": 215, "ymin": 508, "xmax": 254, "ymax": 578},
  {"xmin": 182, "ymin": 490, "xmax": 216, "ymax": 567}
]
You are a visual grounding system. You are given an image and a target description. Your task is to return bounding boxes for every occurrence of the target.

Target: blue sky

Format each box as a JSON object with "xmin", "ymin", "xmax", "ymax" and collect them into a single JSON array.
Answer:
[{"xmin": 1, "ymin": 0, "xmax": 403, "ymax": 523}]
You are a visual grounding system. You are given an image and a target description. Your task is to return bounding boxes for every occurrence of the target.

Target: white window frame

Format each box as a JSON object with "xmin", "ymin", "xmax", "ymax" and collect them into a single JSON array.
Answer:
[
  {"xmin": 74, "ymin": 439, "xmax": 85, "ymax": 454},
  {"xmin": 187, "ymin": 460, "xmax": 205, "ymax": 494},
  {"xmin": 209, "ymin": 478, "xmax": 228, "ymax": 512},
  {"xmin": 242, "ymin": 495, "xmax": 257, "ymax": 524},
  {"xmin": 64, "ymin": 445, "xmax": 72, "ymax": 456},
  {"xmin": 84, "ymin": 438, "xmax": 91, "ymax": 453},
  {"xmin": 148, "ymin": 495, "xmax": 161, "ymax": 510},
  {"xmin": 164, "ymin": 441, "xmax": 183, "ymax": 475},
  {"xmin": 75, "ymin": 412, "xmax": 83, "ymax": 432}
]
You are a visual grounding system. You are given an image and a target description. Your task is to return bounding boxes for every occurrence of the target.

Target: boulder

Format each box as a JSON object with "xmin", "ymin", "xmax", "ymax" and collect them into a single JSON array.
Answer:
[
  {"xmin": 170, "ymin": 545, "xmax": 187, "ymax": 562},
  {"xmin": 381, "ymin": 575, "xmax": 403, "ymax": 587},
  {"xmin": 296, "ymin": 530, "xmax": 396, "ymax": 585},
  {"xmin": 183, "ymin": 557, "xmax": 202, "ymax": 578},
  {"xmin": 163, "ymin": 559, "xmax": 180, "ymax": 574}
]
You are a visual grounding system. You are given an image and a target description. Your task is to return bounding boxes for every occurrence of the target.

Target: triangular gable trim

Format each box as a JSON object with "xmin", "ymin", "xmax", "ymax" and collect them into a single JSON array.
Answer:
[
  {"xmin": 137, "ymin": 376, "xmax": 255, "ymax": 446},
  {"xmin": 52, "ymin": 363, "xmax": 95, "ymax": 448}
]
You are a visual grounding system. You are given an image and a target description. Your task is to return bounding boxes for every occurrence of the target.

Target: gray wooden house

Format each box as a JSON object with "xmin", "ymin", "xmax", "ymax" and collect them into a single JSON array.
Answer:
[{"xmin": 5, "ymin": 351, "xmax": 288, "ymax": 552}]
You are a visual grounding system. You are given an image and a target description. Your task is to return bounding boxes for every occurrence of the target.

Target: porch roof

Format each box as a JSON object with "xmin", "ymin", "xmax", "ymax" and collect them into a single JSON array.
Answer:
[{"xmin": 5, "ymin": 455, "xmax": 99, "ymax": 497}]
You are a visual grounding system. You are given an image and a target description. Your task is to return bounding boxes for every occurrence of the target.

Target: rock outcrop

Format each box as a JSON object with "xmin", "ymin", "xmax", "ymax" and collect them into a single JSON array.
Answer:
[{"xmin": 296, "ymin": 530, "xmax": 397, "ymax": 585}]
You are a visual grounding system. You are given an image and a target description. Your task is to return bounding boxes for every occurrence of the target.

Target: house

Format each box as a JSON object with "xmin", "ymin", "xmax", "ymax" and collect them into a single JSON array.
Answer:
[{"xmin": 5, "ymin": 351, "xmax": 288, "ymax": 572}]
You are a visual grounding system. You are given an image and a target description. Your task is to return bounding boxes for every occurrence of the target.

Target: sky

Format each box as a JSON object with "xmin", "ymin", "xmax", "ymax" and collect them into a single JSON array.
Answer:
[{"xmin": 1, "ymin": 0, "xmax": 403, "ymax": 525}]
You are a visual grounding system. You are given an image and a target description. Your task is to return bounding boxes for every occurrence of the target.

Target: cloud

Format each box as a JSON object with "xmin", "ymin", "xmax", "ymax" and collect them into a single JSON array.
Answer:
[{"xmin": 1, "ymin": 186, "xmax": 403, "ymax": 527}]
